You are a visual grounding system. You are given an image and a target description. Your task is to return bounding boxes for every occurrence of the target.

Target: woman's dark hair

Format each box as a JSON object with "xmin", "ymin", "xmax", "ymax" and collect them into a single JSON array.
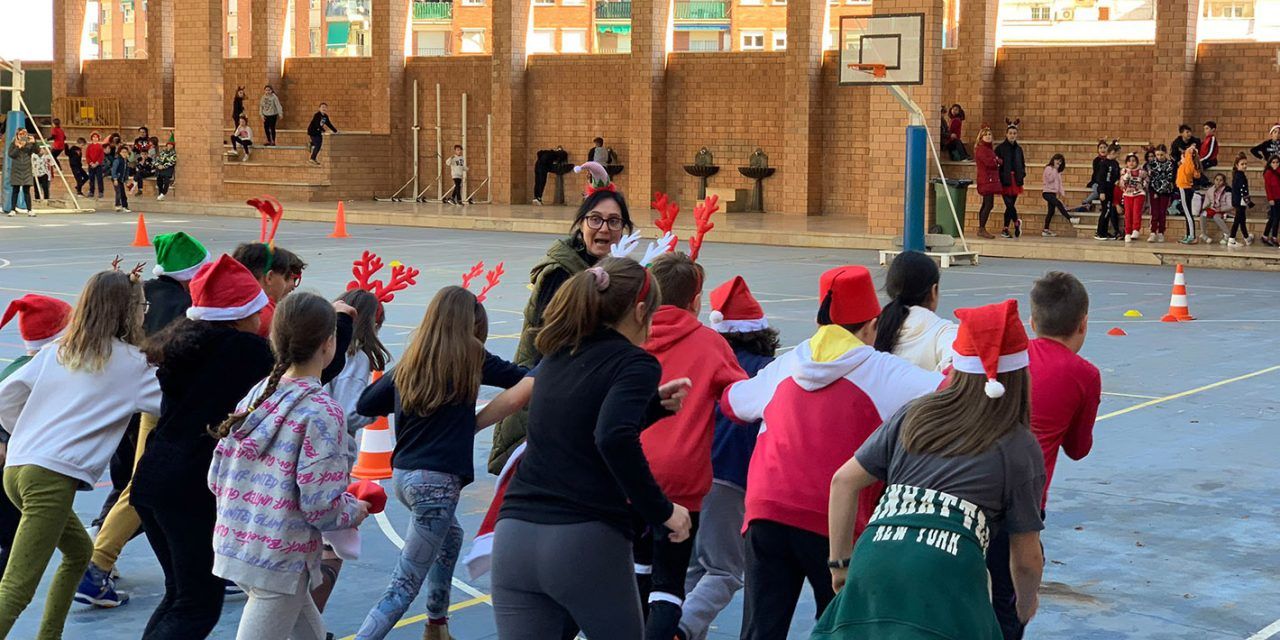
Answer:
[
  {"xmin": 1047, "ymin": 153, "xmax": 1066, "ymax": 171},
  {"xmin": 570, "ymin": 189, "xmax": 634, "ymax": 238},
  {"xmin": 214, "ymin": 292, "xmax": 336, "ymax": 438},
  {"xmin": 336, "ymin": 288, "xmax": 391, "ymax": 371},
  {"xmin": 535, "ymin": 257, "xmax": 658, "ymax": 356},
  {"xmin": 721, "ymin": 328, "xmax": 781, "ymax": 358},
  {"xmin": 873, "ymin": 251, "xmax": 940, "ymax": 354},
  {"xmin": 948, "ymin": 104, "xmax": 965, "ymax": 120}
]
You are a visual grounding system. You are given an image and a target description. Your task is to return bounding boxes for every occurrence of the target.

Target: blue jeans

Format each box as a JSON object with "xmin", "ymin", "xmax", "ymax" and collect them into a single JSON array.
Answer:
[{"xmin": 354, "ymin": 470, "xmax": 463, "ymax": 640}]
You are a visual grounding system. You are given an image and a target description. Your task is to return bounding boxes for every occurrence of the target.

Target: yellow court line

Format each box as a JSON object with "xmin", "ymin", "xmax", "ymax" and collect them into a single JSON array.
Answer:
[
  {"xmin": 336, "ymin": 594, "xmax": 492, "ymax": 640},
  {"xmin": 1098, "ymin": 364, "xmax": 1280, "ymax": 422},
  {"xmin": 1100, "ymin": 391, "xmax": 1163, "ymax": 400}
]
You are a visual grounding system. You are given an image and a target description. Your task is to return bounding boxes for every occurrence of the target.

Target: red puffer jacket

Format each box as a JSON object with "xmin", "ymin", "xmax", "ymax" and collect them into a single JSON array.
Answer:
[
  {"xmin": 975, "ymin": 142, "xmax": 1002, "ymax": 196},
  {"xmin": 1264, "ymin": 166, "xmax": 1280, "ymax": 202}
]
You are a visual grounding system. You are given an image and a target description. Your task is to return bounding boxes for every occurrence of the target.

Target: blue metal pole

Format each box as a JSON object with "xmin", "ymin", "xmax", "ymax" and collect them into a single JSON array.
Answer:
[
  {"xmin": 2, "ymin": 111, "xmax": 23, "ymax": 213},
  {"xmin": 903, "ymin": 124, "xmax": 927, "ymax": 253}
]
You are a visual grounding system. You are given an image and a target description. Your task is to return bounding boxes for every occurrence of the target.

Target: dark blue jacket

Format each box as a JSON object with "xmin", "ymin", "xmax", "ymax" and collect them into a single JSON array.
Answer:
[
  {"xmin": 711, "ymin": 347, "xmax": 774, "ymax": 489},
  {"xmin": 109, "ymin": 154, "xmax": 128, "ymax": 181}
]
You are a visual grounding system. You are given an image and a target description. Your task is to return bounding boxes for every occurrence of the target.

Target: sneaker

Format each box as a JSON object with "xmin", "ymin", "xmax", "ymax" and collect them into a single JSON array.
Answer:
[
  {"xmin": 26, "ymin": 210, "xmax": 36, "ymax": 218},
  {"xmin": 75, "ymin": 564, "xmax": 130, "ymax": 608},
  {"xmin": 5, "ymin": 211, "xmax": 13, "ymax": 218},
  {"xmin": 1041, "ymin": 229, "xmax": 1056, "ymax": 237},
  {"xmin": 1198, "ymin": 234, "xmax": 1211, "ymax": 244},
  {"xmin": 1147, "ymin": 233, "xmax": 1157, "ymax": 243},
  {"xmin": 1014, "ymin": 220, "xmax": 1022, "ymax": 238},
  {"xmin": 224, "ymin": 579, "xmax": 245, "ymax": 597},
  {"xmin": 1124, "ymin": 234, "xmax": 1133, "ymax": 243},
  {"xmin": 121, "ymin": 208, "xmax": 132, "ymax": 214},
  {"xmin": 1227, "ymin": 238, "xmax": 1240, "ymax": 247},
  {"xmin": 157, "ymin": 194, "xmax": 165, "ymax": 201},
  {"xmin": 1157, "ymin": 233, "xmax": 1165, "ymax": 242},
  {"xmin": 308, "ymin": 159, "xmax": 321, "ymax": 166},
  {"xmin": 1001, "ymin": 229, "xmax": 1012, "ymax": 239},
  {"xmin": 1068, "ymin": 216, "xmax": 1082, "ymax": 225},
  {"xmin": 532, "ymin": 198, "xmax": 543, "ymax": 206},
  {"xmin": 1093, "ymin": 234, "xmax": 1110, "ymax": 241},
  {"xmin": 113, "ymin": 206, "xmax": 122, "ymax": 212},
  {"xmin": 1245, "ymin": 235, "xmax": 1254, "ymax": 246},
  {"xmin": 1220, "ymin": 237, "xmax": 1228, "ymax": 245}
]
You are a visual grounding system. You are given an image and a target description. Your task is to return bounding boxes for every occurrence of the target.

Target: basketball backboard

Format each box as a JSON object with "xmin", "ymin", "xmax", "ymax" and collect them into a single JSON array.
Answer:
[{"xmin": 838, "ymin": 14, "xmax": 924, "ymax": 86}]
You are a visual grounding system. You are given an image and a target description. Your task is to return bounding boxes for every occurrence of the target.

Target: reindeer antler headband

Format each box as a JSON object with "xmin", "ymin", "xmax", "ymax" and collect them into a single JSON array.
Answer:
[
  {"xmin": 348, "ymin": 251, "xmax": 421, "ymax": 307},
  {"xmin": 247, "ymin": 195, "xmax": 286, "ymax": 271},
  {"xmin": 110, "ymin": 255, "xmax": 147, "ymax": 283},
  {"xmin": 461, "ymin": 261, "xmax": 506, "ymax": 303},
  {"xmin": 612, "ymin": 192, "xmax": 719, "ymax": 265}
]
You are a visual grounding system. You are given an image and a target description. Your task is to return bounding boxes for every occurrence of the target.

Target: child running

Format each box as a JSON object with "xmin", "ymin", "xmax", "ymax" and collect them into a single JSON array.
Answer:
[
  {"xmin": 1119, "ymin": 153, "xmax": 1149, "ymax": 243},
  {"xmin": 873, "ymin": 251, "xmax": 957, "ymax": 372},
  {"xmin": 1262, "ymin": 155, "xmax": 1280, "ymax": 247},
  {"xmin": 209, "ymin": 292, "xmax": 372, "ymax": 640},
  {"xmin": 1199, "ymin": 173, "xmax": 1232, "ymax": 245},
  {"xmin": 679, "ymin": 276, "xmax": 778, "ymax": 640},
  {"xmin": 354, "ymin": 285, "xmax": 527, "ymax": 640},
  {"xmin": 1147, "ymin": 145, "xmax": 1176, "ymax": 243},
  {"xmin": 0, "ymin": 265, "xmax": 162, "ymax": 639},
  {"xmin": 1229, "ymin": 153, "xmax": 1254, "ymax": 247},
  {"xmin": 1040, "ymin": 154, "xmax": 1074, "ymax": 237}
]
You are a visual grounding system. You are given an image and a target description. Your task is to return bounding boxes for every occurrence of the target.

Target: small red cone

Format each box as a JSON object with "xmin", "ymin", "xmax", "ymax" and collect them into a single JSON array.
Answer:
[
  {"xmin": 1107, "ymin": 327, "xmax": 1127, "ymax": 336},
  {"xmin": 131, "ymin": 213, "xmax": 150, "ymax": 247},
  {"xmin": 329, "ymin": 201, "xmax": 349, "ymax": 239}
]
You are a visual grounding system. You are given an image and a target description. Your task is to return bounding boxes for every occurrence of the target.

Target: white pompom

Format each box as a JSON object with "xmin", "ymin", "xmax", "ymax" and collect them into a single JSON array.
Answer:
[
  {"xmin": 708, "ymin": 310, "xmax": 724, "ymax": 325},
  {"xmin": 153, "ymin": 264, "xmax": 165, "ymax": 276},
  {"xmin": 984, "ymin": 379, "xmax": 1005, "ymax": 399}
]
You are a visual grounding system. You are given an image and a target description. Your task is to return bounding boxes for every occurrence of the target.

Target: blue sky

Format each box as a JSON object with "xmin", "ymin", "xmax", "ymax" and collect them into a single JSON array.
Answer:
[{"xmin": 1, "ymin": 1, "xmax": 54, "ymax": 61}]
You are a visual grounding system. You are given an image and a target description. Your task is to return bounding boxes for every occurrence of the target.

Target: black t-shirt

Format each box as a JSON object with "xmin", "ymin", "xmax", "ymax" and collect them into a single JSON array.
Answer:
[
  {"xmin": 500, "ymin": 329, "xmax": 674, "ymax": 537},
  {"xmin": 358, "ymin": 351, "xmax": 526, "ymax": 485}
]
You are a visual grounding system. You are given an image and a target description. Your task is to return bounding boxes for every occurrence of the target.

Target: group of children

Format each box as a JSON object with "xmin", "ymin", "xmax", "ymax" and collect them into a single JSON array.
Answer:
[
  {"xmin": 19, "ymin": 121, "xmax": 181, "ymax": 213},
  {"xmin": 0, "ymin": 196, "xmax": 1103, "ymax": 640}
]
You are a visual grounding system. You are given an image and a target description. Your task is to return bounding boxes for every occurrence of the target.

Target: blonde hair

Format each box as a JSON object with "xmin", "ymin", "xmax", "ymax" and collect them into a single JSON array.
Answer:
[
  {"xmin": 900, "ymin": 369, "xmax": 1031, "ymax": 457},
  {"xmin": 395, "ymin": 286, "xmax": 488, "ymax": 416},
  {"xmin": 58, "ymin": 271, "xmax": 144, "ymax": 373}
]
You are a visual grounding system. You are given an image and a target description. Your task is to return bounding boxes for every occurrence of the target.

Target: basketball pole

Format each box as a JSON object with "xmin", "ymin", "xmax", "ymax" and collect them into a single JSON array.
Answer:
[{"xmin": 889, "ymin": 85, "xmax": 927, "ymax": 253}]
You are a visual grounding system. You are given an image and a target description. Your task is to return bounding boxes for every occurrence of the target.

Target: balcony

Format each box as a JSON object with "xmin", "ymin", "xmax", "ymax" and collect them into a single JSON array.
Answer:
[
  {"xmin": 674, "ymin": 0, "xmax": 729, "ymax": 20},
  {"xmin": 595, "ymin": 0, "xmax": 631, "ymax": 19},
  {"xmin": 413, "ymin": 1, "xmax": 454, "ymax": 20}
]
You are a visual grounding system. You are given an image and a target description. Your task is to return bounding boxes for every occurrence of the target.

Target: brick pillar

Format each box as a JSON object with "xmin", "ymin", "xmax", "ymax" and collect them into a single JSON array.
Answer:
[
  {"xmin": 1151, "ymin": 0, "xmax": 1197, "ymax": 140},
  {"xmin": 146, "ymin": 0, "xmax": 175, "ymax": 128},
  {"xmin": 627, "ymin": 0, "xmax": 669, "ymax": 204},
  {"xmin": 779, "ymin": 0, "xmax": 826, "ymax": 215},
  {"xmin": 942, "ymin": 0, "xmax": 998, "ymax": 130},
  {"xmin": 251, "ymin": 0, "xmax": 289, "ymax": 90},
  {"xmin": 491, "ymin": 0, "xmax": 531, "ymax": 203},
  {"xmin": 862, "ymin": 2, "xmax": 942, "ymax": 235},
  {"xmin": 370, "ymin": 0, "xmax": 408, "ymax": 136},
  {"xmin": 51, "ymin": 0, "xmax": 85, "ymax": 108},
  {"xmin": 173, "ymin": 0, "xmax": 226, "ymax": 202}
]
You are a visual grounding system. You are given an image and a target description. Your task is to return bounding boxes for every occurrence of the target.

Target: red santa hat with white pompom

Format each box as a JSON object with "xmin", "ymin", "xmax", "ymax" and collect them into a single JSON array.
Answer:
[
  {"xmin": 950, "ymin": 299, "xmax": 1029, "ymax": 398},
  {"xmin": 708, "ymin": 276, "xmax": 768, "ymax": 333}
]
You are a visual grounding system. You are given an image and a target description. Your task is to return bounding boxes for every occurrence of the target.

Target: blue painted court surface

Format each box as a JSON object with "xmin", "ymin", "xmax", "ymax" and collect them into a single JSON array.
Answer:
[{"xmin": 1, "ymin": 212, "xmax": 1278, "ymax": 639}]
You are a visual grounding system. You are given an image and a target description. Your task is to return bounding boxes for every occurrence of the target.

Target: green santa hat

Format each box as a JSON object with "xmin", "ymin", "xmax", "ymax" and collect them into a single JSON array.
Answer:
[{"xmin": 152, "ymin": 232, "xmax": 212, "ymax": 281}]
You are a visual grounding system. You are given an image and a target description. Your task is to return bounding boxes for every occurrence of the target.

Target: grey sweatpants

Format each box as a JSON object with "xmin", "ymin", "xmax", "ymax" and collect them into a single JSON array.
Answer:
[
  {"xmin": 492, "ymin": 518, "xmax": 644, "ymax": 640},
  {"xmin": 680, "ymin": 482, "xmax": 746, "ymax": 640},
  {"xmin": 235, "ymin": 573, "xmax": 326, "ymax": 640}
]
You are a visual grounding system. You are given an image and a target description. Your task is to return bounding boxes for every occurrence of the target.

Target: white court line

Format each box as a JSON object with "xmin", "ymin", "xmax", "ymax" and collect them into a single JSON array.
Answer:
[
  {"xmin": 1247, "ymin": 619, "xmax": 1280, "ymax": 640},
  {"xmin": 373, "ymin": 511, "xmax": 489, "ymax": 601},
  {"xmin": 0, "ymin": 259, "xmax": 9, "ymax": 269}
]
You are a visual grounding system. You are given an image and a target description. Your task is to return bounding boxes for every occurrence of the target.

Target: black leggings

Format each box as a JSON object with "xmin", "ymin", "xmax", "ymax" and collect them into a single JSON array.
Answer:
[
  {"xmin": 1042, "ymin": 192, "xmax": 1069, "ymax": 228},
  {"xmin": 633, "ymin": 513, "xmax": 700, "ymax": 640},
  {"xmin": 1265, "ymin": 203, "xmax": 1280, "ymax": 238},
  {"xmin": 1231, "ymin": 205, "xmax": 1250, "ymax": 239},
  {"xmin": 1180, "ymin": 187, "xmax": 1199, "ymax": 236},
  {"xmin": 740, "ymin": 520, "xmax": 834, "ymax": 640},
  {"xmin": 263, "ymin": 115, "xmax": 279, "ymax": 144},
  {"xmin": 1096, "ymin": 190, "xmax": 1120, "ymax": 237},
  {"xmin": 1002, "ymin": 194, "xmax": 1019, "ymax": 228},
  {"xmin": 7, "ymin": 185, "xmax": 32, "ymax": 211},
  {"xmin": 978, "ymin": 194, "xmax": 995, "ymax": 229}
]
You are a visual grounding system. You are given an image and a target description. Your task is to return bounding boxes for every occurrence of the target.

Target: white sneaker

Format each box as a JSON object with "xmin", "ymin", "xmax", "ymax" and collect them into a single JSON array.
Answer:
[
  {"xmin": 26, "ymin": 210, "xmax": 36, "ymax": 218},
  {"xmin": 1220, "ymin": 238, "xmax": 1228, "ymax": 245},
  {"xmin": 1157, "ymin": 233, "xmax": 1165, "ymax": 242},
  {"xmin": 121, "ymin": 208, "xmax": 132, "ymax": 214},
  {"xmin": 5, "ymin": 211, "xmax": 14, "ymax": 217},
  {"xmin": 532, "ymin": 198, "xmax": 543, "ymax": 206},
  {"xmin": 1147, "ymin": 233, "xmax": 1157, "ymax": 243},
  {"xmin": 1245, "ymin": 235, "xmax": 1254, "ymax": 246},
  {"xmin": 157, "ymin": 194, "xmax": 165, "ymax": 201},
  {"xmin": 1227, "ymin": 238, "xmax": 1240, "ymax": 247},
  {"xmin": 113, "ymin": 206, "xmax": 123, "ymax": 212},
  {"xmin": 1124, "ymin": 235, "xmax": 1133, "ymax": 243},
  {"xmin": 1199, "ymin": 235, "xmax": 1212, "ymax": 244}
]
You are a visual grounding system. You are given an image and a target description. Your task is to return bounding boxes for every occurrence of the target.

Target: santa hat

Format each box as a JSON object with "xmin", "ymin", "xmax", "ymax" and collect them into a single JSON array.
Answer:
[
  {"xmin": 951, "ymin": 299, "xmax": 1029, "ymax": 399},
  {"xmin": 1, "ymin": 295, "xmax": 73, "ymax": 351},
  {"xmin": 186, "ymin": 255, "xmax": 269, "ymax": 322},
  {"xmin": 708, "ymin": 276, "xmax": 768, "ymax": 333},
  {"xmin": 152, "ymin": 232, "xmax": 211, "ymax": 281},
  {"xmin": 818, "ymin": 265, "xmax": 881, "ymax": 326}
]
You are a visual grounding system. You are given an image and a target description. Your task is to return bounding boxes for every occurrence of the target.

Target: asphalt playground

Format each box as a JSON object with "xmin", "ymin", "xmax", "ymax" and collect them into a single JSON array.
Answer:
[{"xmin": 1, "ymin": 211, "xmax": 1278, "ymax": 639}]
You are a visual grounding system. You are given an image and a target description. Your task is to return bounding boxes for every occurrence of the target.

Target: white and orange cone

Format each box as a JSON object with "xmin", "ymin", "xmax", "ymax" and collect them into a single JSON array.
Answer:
[
  {"xmin": 351, "ymin": 371, "xmax": 394, "ymax": 481},
  {"xmin": 1160, "ymin": 264, "xmax": 1195, "ymax": 322}
]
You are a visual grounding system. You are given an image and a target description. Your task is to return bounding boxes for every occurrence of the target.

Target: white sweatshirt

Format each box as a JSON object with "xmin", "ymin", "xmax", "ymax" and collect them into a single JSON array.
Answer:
[
  {"xmin": 449, "ymin": 155, "xmax": 466, "ymax": 179},
  {"xmin": 891, "ymin": 306, "xmax": 959, "ymax": 373},
  {"xmin": 0, "ymin": 340, "xmax": 162, "ymax": 488}
]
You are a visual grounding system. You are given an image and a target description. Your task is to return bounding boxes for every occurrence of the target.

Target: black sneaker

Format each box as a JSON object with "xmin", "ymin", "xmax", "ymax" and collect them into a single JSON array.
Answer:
[
  {"xmin": 1000, "ymin": 230, "xmax": 1012, "ymax": 239},
  {"xmin": 1014, "ymin": 220, "xmax": 1022, "ymax": 238}
]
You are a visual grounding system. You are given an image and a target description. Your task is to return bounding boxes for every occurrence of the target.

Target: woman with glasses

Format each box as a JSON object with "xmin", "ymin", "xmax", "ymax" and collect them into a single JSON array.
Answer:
[{"xmin": 489, "ymin": 188, "xmax": 635, "ymax": 474}]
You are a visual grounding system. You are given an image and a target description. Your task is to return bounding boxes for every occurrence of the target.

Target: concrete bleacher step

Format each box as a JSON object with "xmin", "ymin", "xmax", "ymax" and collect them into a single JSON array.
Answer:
[{"xmin": 222, "ymin": 179, "xmax": 332, "ymax": 201}]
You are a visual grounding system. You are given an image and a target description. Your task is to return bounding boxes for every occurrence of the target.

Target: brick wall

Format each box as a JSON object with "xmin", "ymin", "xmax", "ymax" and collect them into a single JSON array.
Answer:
[
  {"xmin": 80, "ymin": 60, "xmax": 152, "ymax": 127},
  {"xmin": 279, "ymin": 57, "xmax": 375, "ymax": 130},
  {"xmin": 224, "ymin": 59, "xmax": 258, "ymax": 127},
  {"xmin": 525, "ymin": 55, "xmax": 630, "ymax": 192},
  {"xmin": 1191, "ymin": 42, "xmax": 1279, "ymax": 141},
  {"xmin": 406, "ymin": 57, "xmax": 494, "ymax": 198},
  {"xmin": 663, "ymin": 52, "xmax": 787, "ymax": 207},
  {"xmin": 994, "ymin": 45, "xmax": 1155, "ymax": 141},
  {"xmin": 818, "ymin": 50, "xmax": 871, "ymax": 217}
]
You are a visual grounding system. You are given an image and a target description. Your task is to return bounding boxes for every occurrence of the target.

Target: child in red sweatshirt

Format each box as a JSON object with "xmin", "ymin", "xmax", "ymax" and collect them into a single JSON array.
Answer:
[
  {"xmin": 638, "ymin": 252, "xmax": 747, "ymax": 640},
  {"xmin": 720, "ymin": 265, "xmax": 942, "ymax": 640}
]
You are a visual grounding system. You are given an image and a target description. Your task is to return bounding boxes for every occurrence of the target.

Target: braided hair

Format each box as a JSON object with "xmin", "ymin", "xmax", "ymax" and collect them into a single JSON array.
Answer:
[{"xmin": 213, "ymin": 292, "xmax": 336, "ymax": 438}]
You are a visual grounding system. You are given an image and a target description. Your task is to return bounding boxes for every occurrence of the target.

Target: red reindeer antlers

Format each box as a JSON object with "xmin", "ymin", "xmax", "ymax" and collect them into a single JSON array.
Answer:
[
  {"xmin": 347, "ymin": 251, "xmax": 420, "ymax": 303},
  {"xmin": 688, "ymin": 194, "xmax": 719, "ymax": 262},
  {"xmin": 247, "ymin": 195, "xmax": 284, "ymax": 244},
  {"xmin": 652, "ymin": 192, "xmax": 681, "ymax": 238},
  {"xmin": 461, "ymin": 261, "xmax": 505, "ymax": 303}
]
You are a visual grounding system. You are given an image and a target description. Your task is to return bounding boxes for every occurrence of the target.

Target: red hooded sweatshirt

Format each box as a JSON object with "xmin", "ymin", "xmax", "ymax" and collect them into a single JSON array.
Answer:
[{"xmin": 641, "ymin": 306, "xmax": 747, "ymax": 510}]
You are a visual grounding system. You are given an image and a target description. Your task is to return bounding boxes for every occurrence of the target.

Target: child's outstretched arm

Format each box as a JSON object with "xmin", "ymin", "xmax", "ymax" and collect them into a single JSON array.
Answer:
[
  {"xmin": 476, "ymin": 376, "xmax": 533, "ymax": 432},
  {"xmin": 297, "ymin": 416, "xmax": 369, "ymax": 532}
]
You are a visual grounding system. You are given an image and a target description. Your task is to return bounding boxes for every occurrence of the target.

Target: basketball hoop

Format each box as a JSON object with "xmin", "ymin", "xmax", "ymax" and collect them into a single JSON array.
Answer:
[{"xmin": 847, "ymin": 63, "xmax": 887, "ymax": 79}]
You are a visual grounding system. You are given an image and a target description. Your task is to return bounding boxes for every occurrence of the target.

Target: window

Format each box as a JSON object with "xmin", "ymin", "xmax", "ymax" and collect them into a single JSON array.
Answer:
[
  {"xmin": 229, "ymin": 33, "xmax": 238, "ymax": 50},
  {"xmin": 1029, "ymin": 5, "xmax": 1050, "ymax": 21},
  {"xmin": 123, "ymin": 43, "xmax": 135, "ymax": 58},
  {"xmin": 461, "ymin": 0, "xmax": 484, "ymax": 5},
  {"xmin": 740, "ymin": 30, "xmax": 765, "ymax": 50},
  {"xmin": 741, "ymin": 0, "xmax": 764, "ymax": 6},
  {"xmin": 530, "ymin": 28, "xmax": 556, "ymax": 52},
  {"xmin": 415, "ymin": 29, "xmax": 449, "ymax": 55},
  {"xmin": 998, "ymin": 0, "xmax": 1155, "ymax": 44},
  {"xmin": 1204, "ymin": 0, "xmax": 1253, "ymax": 18},
  {"xmin": 846, "ymin": 0, "xmax": 872, "ymax": 4},
  {"xmin": 771, "ymin": 0, "xmax": 786, "ymax": 5},
  {"xmin": 311, "ymin": 0, "xmax": 320, "ymax": 7},
  {"xmin": 772, "ymin": 30, "xmax": 786, "ymax": 50},
  {"xmin": 309, "ymin": 28, "xmax": 320, "ymax": 54},
  {"xmin": 229, "ymin": 0, "xmax": 238, "ymax": 15},
  {"xmin": 562, "ymin": 29, "xmax": 588, "ymax": 52},
  {"xmin": 563, "ymin": 0, "xmax": 587, "ymax": 5},
  {"xmin": 1198, "ymin": 0, "xmax": 1276, "ymax": 41},
  {"xmin": 122, "ymin": 6, "xmax": 135, "ymax": 22},
  {"xmin": 687, "ymin": 30, "xmax": 722, "ymax": 51},
  {"xmin": 533, "ymin": 0, "xmax": 555, "ymax": 5},
  {"xmin": 461, "ymin": 28, "xmax": 486, "ymax": 52}
]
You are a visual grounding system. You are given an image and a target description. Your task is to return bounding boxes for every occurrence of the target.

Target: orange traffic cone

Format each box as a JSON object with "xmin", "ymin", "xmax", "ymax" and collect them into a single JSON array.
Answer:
[
  {"xmin": 131, "ymin": 213, "xmax": 150, "ymax": 247},
  {"xmin": 351, "ymin": 371, "xmax": 393, "ymax": 481},
  {"xmin": 329, "ymin": 201, "xmax": 349, "ymax": 239},
  {"xmin": 1160, "ymin": 264, "xmax": 1195, "ymax": 322}
]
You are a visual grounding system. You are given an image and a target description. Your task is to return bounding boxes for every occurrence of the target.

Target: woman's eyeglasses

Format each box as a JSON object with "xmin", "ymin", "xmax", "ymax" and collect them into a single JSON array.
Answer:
[
  {"xmin": 137, "ymin": 301, "xmax": 152, "ymax": 314},
  {"xmin": 585, "ymin": 215, "xmax": 624, "ymax": 231},
  {"xmin": 290, "ymin": 274, "xmax": 303, "ymax": 287}
]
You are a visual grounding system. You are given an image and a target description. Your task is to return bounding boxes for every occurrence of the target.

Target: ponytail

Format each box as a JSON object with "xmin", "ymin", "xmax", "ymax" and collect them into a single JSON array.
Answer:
[
  {"xmin": 874, "ymin": 251, "xmax": 940, "ymax": 354},
  {"xmin": 535, "ymin": 258, "xmax": 658, "ymax": 356}
]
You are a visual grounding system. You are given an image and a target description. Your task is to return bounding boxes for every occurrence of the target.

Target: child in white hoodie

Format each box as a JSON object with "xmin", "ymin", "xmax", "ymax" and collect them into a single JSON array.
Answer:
[
  {"xmin": 873, "ymin": 251, "xmax": 957, "ymax": 372},
  {"xmin": 0, "ymin": 267, "xmax": 161, "ymax": 639}
]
